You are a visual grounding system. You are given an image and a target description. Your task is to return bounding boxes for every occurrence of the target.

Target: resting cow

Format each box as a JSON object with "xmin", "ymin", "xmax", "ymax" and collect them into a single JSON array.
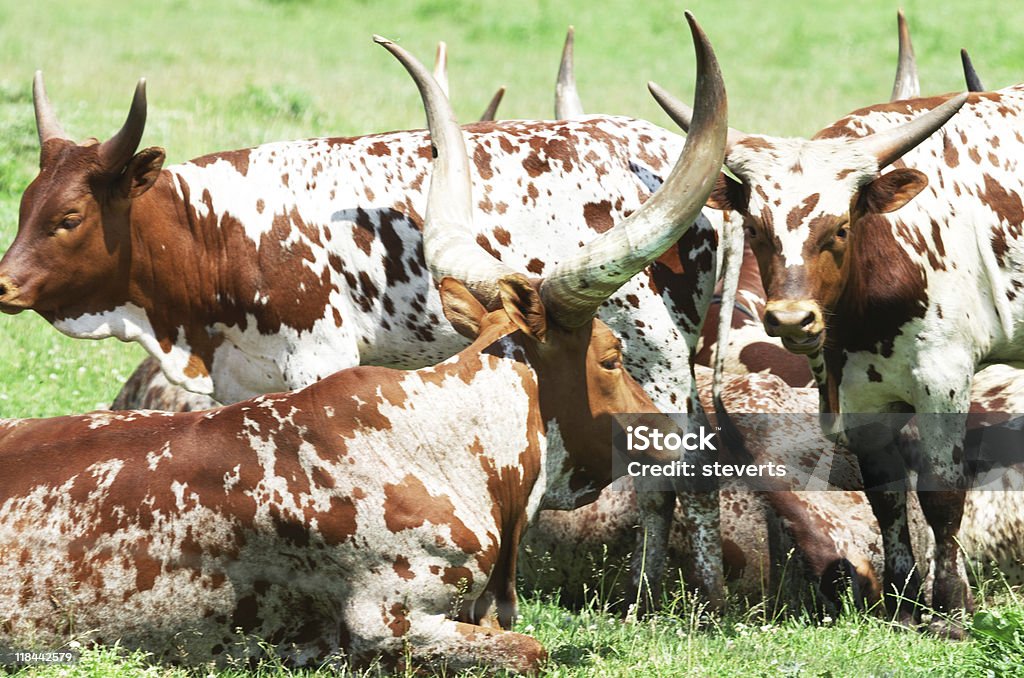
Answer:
[{"xmin": 0, "ymin": 15, "xmax": 726, "ymax": 672}]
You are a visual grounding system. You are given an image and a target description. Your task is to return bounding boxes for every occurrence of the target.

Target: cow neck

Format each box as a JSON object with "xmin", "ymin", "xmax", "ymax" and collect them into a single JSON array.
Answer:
[
  {"xmin": 124, "ymin": 171, "xmax": 231, "ymax": 378},
  {"xmin": 438, "ymin": 323, "xmax": 543, "ymax": 521}
]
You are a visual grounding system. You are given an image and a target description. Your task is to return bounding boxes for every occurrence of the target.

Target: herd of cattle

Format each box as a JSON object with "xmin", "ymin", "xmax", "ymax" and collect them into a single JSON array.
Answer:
[{"xmin": 2, "ymin": 9, "xmax": 1024, "ymax": 673}]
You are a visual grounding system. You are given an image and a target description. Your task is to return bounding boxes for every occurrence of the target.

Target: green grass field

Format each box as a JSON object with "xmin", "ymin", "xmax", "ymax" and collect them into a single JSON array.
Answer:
[{"xmin": 3, "ymin": 0, "xmax": 1024, "ymax": 675}]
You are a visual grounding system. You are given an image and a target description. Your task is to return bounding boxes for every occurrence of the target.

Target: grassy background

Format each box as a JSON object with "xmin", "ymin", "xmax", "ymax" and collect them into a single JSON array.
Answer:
[{"xmin": 2, "ymin": 0, "xmax": 1024, "ymax": 675}]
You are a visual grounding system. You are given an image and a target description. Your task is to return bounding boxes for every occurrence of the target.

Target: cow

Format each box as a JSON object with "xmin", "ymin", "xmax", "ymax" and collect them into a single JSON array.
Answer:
[
  {"xmin": 523, "ymin": 365, "xmax": 883, "ymax": 616},
  {"xmin": 0, "ymin": 17, "xmax": 727, "ymax": 671},
  {"xmin": 523, "ymin": 363, "xmax": 1024, "ymax": 613},
  {"xmin": 647, "ymin": 55, "xmax": 1024, "ymax": 636},
  {"xmin": 0, "ymin": 22, "xmax": 744, "ymax": 611},
  {"xmin": 692, "ymin": 9, "xmax": 987, "ymax": 390}
]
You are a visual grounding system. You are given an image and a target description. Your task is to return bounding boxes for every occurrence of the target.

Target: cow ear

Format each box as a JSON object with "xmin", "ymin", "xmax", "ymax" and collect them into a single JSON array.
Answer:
[
  {"xmin": 119, "ymin": 146, "xmax": 165, "ymax": 199},
  {"xmin": 706, "ymin": 172, "xmax": 748, "ymax": 212},
  {"xmin": 440, "ymin": 277, "xmax": 487, "ymax": 339},
  {"xmin": 498, "ymin": 274, "xmax": 547, "ymax": 343},
  {"xmin": 857, "ymin": 168, "xmax": 928, "ymax": 214}
]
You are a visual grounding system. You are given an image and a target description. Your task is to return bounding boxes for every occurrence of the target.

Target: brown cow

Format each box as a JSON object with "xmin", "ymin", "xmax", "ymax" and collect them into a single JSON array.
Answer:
[{"xmin": 0, "ymin": 16, "xmax": 727, "ymax": 672}]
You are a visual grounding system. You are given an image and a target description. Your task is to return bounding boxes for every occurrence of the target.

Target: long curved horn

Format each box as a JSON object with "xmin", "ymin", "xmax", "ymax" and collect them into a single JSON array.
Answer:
[
  {"xmin": 479, "ymin": 86, "xmax": 506, "ymax": 122},
  {"xmin": 433, "ymin": 41, "xmax": 450, "ymax": 98},
  {"xmin": 647, "ymin": 80, "xmax": 746, "ymax": 154},
  {"xmin": 539, "ymin": 11, "xmax": 727, "ymax": 328},
  {"xmin": 890, "ymin": 10, "xmax": 920, "ymax": 101},
  {"xmin": 555, "ymin": 26, "xmax": 584, "ymax": 119},
  {"xmin": 961, "ymin": 49, "xmax": 986, "ymax": 92},
  {"xmin": 375, "ymin": 36, "xmax": 517, "ymax": 308},
  {"xmin": 97, "ymin": 79, "xmax": 148, "ymax": 171},
  {"xmin": 32, "ymin": 71, "xmax": 68, "ymax": 145},
  {"xmin": 859, "ymin": 93, "xmax": 969, "ymax": 169}
]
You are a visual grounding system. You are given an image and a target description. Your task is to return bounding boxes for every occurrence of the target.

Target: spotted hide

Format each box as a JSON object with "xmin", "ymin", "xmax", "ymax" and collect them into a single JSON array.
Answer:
[
  {"xmin": 653, "ymin": 74, "xmax": 1024, "ymax": 633},
  {"xmin": 0, "ymin": 63, "xmax": 737, "ymax": 612},
  {"xmin": 523, "ymin": 364, "xmax": 1024, "ymax": 612},
  {"xmin": 0, "ymin": 16, "xmax": 729, "ymax": 671},
  {"xmin": 0, "ymin": 303, "xmax": 646, "ymax": 672}
]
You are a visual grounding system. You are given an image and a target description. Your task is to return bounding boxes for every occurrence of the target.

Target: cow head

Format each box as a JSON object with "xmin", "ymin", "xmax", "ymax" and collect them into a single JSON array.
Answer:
[
  {"xmin": 649, "ymin": 83, "xmax": 966, "ymax": 355},
  {"xmin": 0, "ymin": 73, "xmax": 165, "ymax": 318},
  {"xmin": 378, "ymin": 8, "xmax": 726, "ymax": 498}
]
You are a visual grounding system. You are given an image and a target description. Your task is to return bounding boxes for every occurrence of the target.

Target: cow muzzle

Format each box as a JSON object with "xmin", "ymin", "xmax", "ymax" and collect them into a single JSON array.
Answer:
[
  {"xmin": 763, "ymin": 299, "xmax": 825, "ymax": 354},
  {"xmin": 0, "ymin": 274, "xmax": 28, "ymax": 314}
]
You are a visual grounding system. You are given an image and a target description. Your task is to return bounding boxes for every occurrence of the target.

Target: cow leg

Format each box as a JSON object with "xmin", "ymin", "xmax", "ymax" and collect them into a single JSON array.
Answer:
[
  {"xmin": 467, "ymin": 520, "xmax": 525, "ymax": 629},
  {"xmin": 674, "ymin": 474, "xmax": 724, "ymax": 610},
  {"xmin": 846, "ymin": 412, "xmax": 919, "ymax": 626},
  {"xmin": 672, "ymin": 383, "xmax": 725, "ymax": 612},
  {"xmin": 627, "ymin": 479, "xmax": 676, "ymax": 614},
  {"xmin": 627, "ymin": 465, "xmax": 723, "ymax": 615},
  {"xmin": 346, "ymin": 607, "xmax": 546, "ymax": 674},
  {"xmin": 914, "ymin": 411, "xmax": 973, "ymax": 638},
  {"xmin": 627, "ymin": 388, "xmax": 724, "ymax": 614}
]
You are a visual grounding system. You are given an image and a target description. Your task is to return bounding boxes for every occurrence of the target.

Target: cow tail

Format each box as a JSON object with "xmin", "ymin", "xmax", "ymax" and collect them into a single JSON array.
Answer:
[{"xmin": 711, "ymin": 211, "xmax": 751, "ymax": 462}]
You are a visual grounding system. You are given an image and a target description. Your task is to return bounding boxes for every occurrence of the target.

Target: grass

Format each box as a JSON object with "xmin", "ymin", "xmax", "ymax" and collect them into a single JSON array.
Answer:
[
  {"xmin": 6, "ymin": 582, "xmax": 1024, "ymax": 677},
  {"xmin": 1, "ymin": 0, "xmax": 1024, "ymax": 674}
]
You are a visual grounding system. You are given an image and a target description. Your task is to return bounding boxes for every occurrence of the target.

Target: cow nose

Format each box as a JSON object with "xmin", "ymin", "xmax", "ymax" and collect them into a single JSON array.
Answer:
[
  {"xmin": 765, "ymin": 308, "xmax": 816, "ymax": 329},
  {"xmin": 0, "ymin": 274, "xmax": 25, "ymax": 312},
  {"xmin": 763, "ymin": 300, "xmax": 825, "ymax": 349}
]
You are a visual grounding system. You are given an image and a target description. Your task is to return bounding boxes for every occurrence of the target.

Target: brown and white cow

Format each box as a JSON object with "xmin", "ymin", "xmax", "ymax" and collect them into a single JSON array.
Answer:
[
  {"xmin": 0, "ymin": 17, "xmax": 727, "ymax": 671},
  {"xmin": 523, "ymin": 365, "xmax": 883, "ymax": 616},
  {"xmin": 649, "ymin": 62, "xmax": 1024, "ymax": 635},
  {"xmin": 524, "ymin": 363, "xmax": 1024, "ymax": 614},
  {"xmin": 0, "ymin": 25, "xmax": 744, "ymax": 610}
]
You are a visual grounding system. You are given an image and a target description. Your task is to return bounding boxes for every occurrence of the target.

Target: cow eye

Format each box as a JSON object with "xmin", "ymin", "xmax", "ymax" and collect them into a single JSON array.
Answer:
[
  {"xmin": 835, "ymin": 226, "xmax": 848, "ymax": 239},
  {"xmin": 58, "ymin": 215, "xmax": 82, "ymax": 231},
  {"xmin": 744, "ymin": 225, "xmax": 757, "ymax": 238},
  {"xmin": 600, "ymin": 357, "xmax": 623, "ymax": 370}
]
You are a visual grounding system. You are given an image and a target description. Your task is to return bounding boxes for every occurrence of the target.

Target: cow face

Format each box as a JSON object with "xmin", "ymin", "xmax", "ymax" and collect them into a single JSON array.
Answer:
[
  {"xmin": 701, "ymin": 95, "xmax": 964, "ymax": 356},
  {"xmin": 648, "ymin": 84, "xmax": 965, "ymax": 357},
  {"xmin": 709, "ymin": 137, "xmax": 879, "ymax": 354},
  {"xmin": 0, "ymin": 75, "xmax": 164, "ymax": 318}
]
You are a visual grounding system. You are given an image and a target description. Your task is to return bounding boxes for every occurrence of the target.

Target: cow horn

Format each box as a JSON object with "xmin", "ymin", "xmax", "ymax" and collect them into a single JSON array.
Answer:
[
  {"xmin": 97, "ymin": 78, "xmax": 148, "ymax": 171},
  {"xmin": 375, "ymin": 35, "xmax": 518, "ymax": 308},
  {"xmin": 479, "ymin": 86, "xmax": 506, "ymax": 122},
  {"xmin": 961, "ymin": 49, "xmax": 986, "ymax": 92},
  {"xmin": 890, "ymin": 10, "xmax": 920, "ymax": 101},
  {"xmin": 433, "ymin": 41, "xmax": 450, "ymax": 98},
  {"xmin": 647, "ymin": 80, "xmax": 746, "ymax": 155},
  {"xmin": 555, "ymin": 26, "xmax": 584, "ymax": 119},
  {"xmin": 859, "ymin": 93, "xmax": 969, "ymax": 169},
  {"xmin": 32, "ymin": 71, "xmax": 68, "ymax": 145},
  {"xmin": 539, "ymin": 11, "xmax": 727, "ymax": 328}
]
